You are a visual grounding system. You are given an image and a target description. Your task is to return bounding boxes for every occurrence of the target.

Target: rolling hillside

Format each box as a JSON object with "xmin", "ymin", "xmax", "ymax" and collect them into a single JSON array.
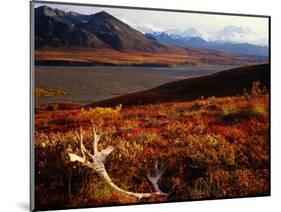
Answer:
[{"xmin": 87, "ymin": 63, "xmax": 270, "ymax": 107}]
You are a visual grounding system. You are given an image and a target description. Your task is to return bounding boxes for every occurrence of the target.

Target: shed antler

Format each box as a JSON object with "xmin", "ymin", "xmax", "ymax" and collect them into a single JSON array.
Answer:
[
  {"xmin": 68, "ymin": 126, "xmax": 169, "ymax": 199},
  {"xmin": 147, "ymin": 161, "xmax": 169, "ymax": 195}
]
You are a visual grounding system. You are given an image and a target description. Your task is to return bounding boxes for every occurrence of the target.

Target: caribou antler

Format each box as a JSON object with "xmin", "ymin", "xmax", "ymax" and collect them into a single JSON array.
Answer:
[
  {"xmin": 147, "ymin": 161, "xmax": 169, "ymax": 195},
  {"xmin": 68, "ymin": 126, "xmax": 169, "ymax": 199}
]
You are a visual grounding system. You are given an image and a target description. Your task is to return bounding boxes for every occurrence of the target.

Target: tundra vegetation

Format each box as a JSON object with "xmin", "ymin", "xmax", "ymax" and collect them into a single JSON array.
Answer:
[{"xmin": 35, "ymin": 81, "xmax": 269, "ymax": 210}]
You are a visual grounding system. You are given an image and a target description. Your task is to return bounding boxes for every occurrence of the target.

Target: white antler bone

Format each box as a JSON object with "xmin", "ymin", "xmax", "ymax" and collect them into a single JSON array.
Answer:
[{"xmin": 68, "ymin": 126, "xmax": 169, "ymax": 199}]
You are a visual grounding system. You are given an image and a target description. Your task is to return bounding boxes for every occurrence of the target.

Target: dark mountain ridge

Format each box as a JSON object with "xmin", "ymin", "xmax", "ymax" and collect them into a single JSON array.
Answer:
[
  {"xmin": 79, "ymin": 11, "xmax": 168, "ymax": 51},
  {"xmin": 35, "ymin": 6, "xmax": 107, "ymax": 48},
  {"xmin": 35, "ymin": 6, "xmax": 167, "ymax": 52}
]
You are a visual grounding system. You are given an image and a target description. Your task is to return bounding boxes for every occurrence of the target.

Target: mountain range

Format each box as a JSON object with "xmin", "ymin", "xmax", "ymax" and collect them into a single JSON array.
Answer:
[
  {"xmin": 145, "ymin": 31, "xmax": 268, "ymax": 56},
  {"xmin": 34, "ymin": 5, "xmax": 267, "ymax": 66},
  {"xmin": 35, "ymin": 5, "xmax": 169, "ymax": 52}
]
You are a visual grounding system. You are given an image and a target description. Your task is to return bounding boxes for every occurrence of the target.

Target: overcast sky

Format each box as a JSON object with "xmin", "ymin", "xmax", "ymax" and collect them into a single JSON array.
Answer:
[{"xmin": 34, "ymin": 2, "xmax": 269, "ymax": 45}]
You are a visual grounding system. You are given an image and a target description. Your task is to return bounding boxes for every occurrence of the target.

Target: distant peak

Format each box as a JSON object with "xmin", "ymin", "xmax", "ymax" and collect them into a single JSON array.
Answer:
[
  {"xmin": 37, "ymin": 5, "xmax": 53, "ymax": 11},
  {"xmin": 96, "ymin": 11, "xmax": 110, "ymax": 16},
  {"xmin": 92, "ymin": 11, "xmax": 115, "ymax": 19},
  {"xmin": 189, "ymin": 36, "xmax": 207, "ymax": 41},
  {"xmin": 67, "ymin": 11, "xmax": 80, "ymax": 16},
  {"xmin": 36, "ymin": 5, "xmax": 51, "ymax": 9}
]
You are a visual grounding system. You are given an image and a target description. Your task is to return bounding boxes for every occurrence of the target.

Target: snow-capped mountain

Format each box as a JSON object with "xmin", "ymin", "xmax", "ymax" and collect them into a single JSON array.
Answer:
[
  {"xmin": 181, "ymin": 28, "xmax": 209, "ymax": 40},
  {"xmin": 35, "ymin": 6, "xmax": 268, "ymax": 57},
  {"xmin": 146, "ymin": 28, "xmax": 268, "ymax": 56},
  {"xmin": 141, "ymin": 25, "xmax": 267, "ymax": 47},
  {"xmin": 210, "ymin": 26, "xmax": 260, "ymax": 44},
  {"xmin": 142, "ymin": 27, "xmax": 209, "ymax": 40},
  {"xmin": 135, "ymin": 23, "xmax": 165, "ymax": 34}
]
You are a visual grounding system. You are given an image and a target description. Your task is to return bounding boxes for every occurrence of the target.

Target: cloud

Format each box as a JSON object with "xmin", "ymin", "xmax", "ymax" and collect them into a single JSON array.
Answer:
[
  {"xmin": 209, "ymin": 26, "xmax": 268, "ymax": 45},
  {"xmin": 120, "ymin": 18, "xmax": 166, "ymax": 33},
  {"xmin": 136, "ymin": 23, "xmax": 165, "ymax": 33},
  {"xmin": 119, "ymin": 17, "xmax": 138, "ymax": 28}
]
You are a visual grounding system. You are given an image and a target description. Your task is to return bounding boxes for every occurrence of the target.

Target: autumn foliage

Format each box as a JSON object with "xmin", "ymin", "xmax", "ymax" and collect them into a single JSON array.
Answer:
[{"xmin": 34, "ymin": 81, "xmax": 269, "ymax": 210}]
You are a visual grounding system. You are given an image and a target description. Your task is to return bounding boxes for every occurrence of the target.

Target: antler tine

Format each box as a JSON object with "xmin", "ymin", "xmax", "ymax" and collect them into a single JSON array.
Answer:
[
  {"xmin": 158, "ymin": 161, "xmax": 166, "ymax": 178},
  {"xmin": 68, "ymin": 128, "xmax": 87, "ymax": 163},
  {"xmin": 151, "ymin": 161, "xmax": 166, "ymax": 180},
  {"xmin": 75, "ymin": 128, "xmax": 87, "ymax": 159},
  {"xmin": 91, "ymin": 121, "xmax": 101, "ymax": 154},
  {"xmin": 154, "ymin": 160, "xmax": 158, "ymax": 171}
]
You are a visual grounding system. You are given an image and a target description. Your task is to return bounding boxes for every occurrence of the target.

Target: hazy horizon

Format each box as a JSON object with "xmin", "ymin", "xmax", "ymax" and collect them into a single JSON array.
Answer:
[{"xmin": 34, "ymin": 3, "xmax": 269, "ymax": 46}]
